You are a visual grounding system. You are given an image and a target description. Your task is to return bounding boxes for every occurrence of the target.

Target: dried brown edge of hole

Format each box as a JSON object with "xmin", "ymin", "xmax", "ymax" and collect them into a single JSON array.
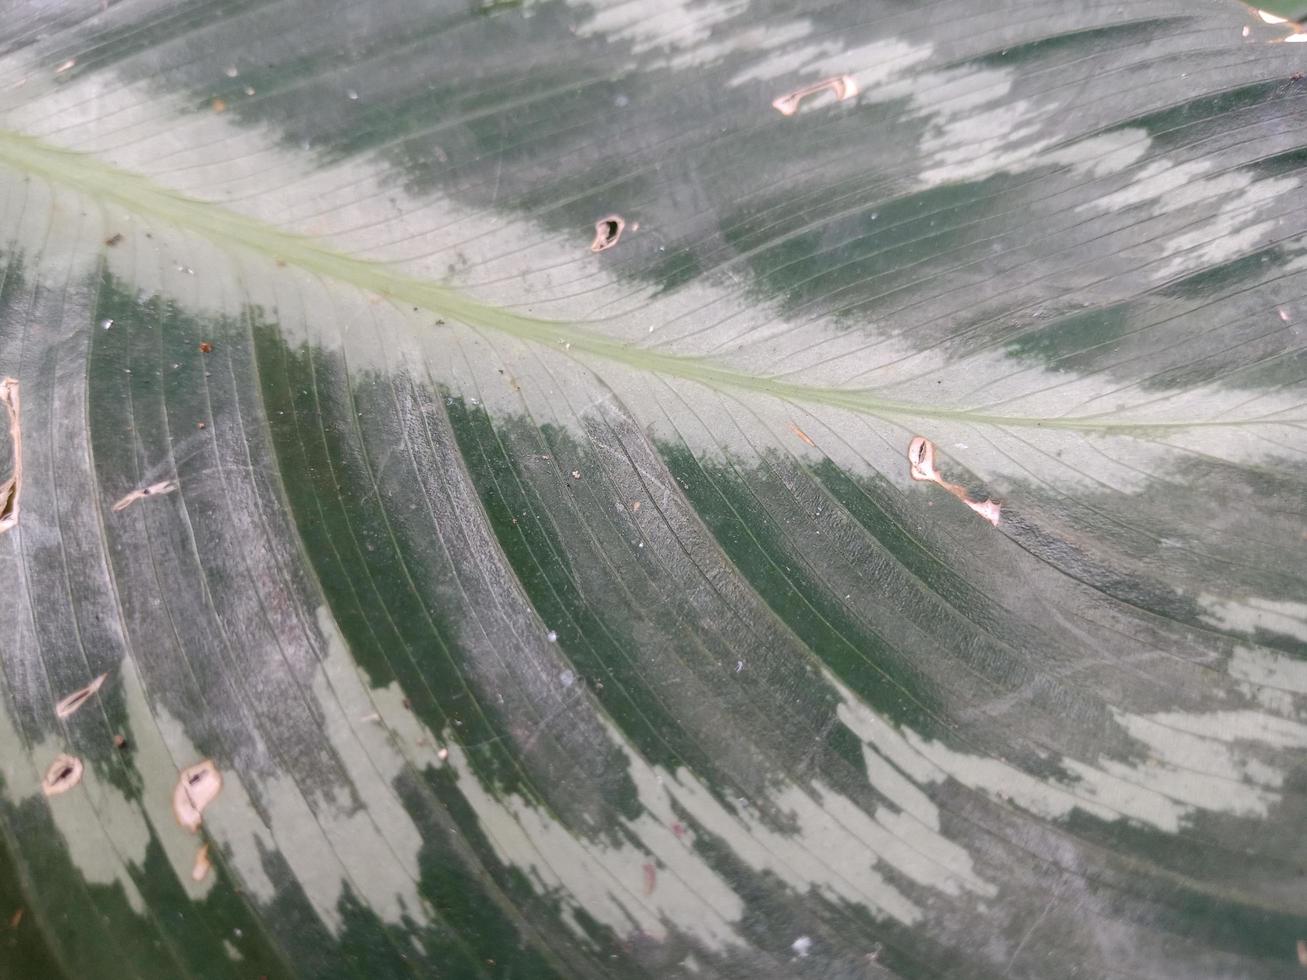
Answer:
[
  {"xmin": 42, "ymin": 755, "xmax": 83, "ymax": 796},
  {"xmin": 590, "ymin": 215, "xmax": 625, "ymax": 252},
  {"xmin": 0, "ymin": 379, "xmax": 20, "ymax": 533},
  {"xmin": 55, "ymin": 672, "xmax": 108, "ymax": 719}
]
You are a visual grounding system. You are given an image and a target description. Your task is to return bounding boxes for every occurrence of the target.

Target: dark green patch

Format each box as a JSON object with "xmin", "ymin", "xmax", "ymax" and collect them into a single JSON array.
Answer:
[
  {"xmin": 963, "ymin": 19, "xmax": 1185, "ymax": 69},
  {"xmin": 444, "ymin": 398, "xmax": 718, "ymax": 787},
  {"xmin": 251, "ymin": 325, "xmax": 526, "ymax": 794},
  {"xmin": 1004, "ymin": 302, "xmax": 1132, "ymax": 368},
  {"xmin": 1158, "ymin": 247, "xmax": 1283, "ymax": 300},
  {"xmin": 656, "ymin": 444, "xmax": 951, "ymax": 739}
]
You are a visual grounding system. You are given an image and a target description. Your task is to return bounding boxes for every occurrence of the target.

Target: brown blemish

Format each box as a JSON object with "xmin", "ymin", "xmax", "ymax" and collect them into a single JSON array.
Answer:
[
  {"xmin": 771, "ymin": 75, "xmax": 859, "ymax": 116},
  {"xmin": 191, "ymin": 843, "xmax": 211, "ymax": 882},
  {"xmin": 7, "ymin": 908, "xmax": 21, "ymax": 929},
  {"xmin": 198, "ymin": 341, "xmax": 214, "ymax": 354},
  {"xmin": 210, "ymin": 98, "xmax": 226, "ymax": 113},
  {"xmin": 173, "ymin": 760, "xmax": 222, "ymax": 833},
  {"xmin": 1298, "ymin": 939, "xmax": 1307, "ymax": 967},
  {"xmin": 111, "ymin": 479, "xmax": 178, "ymax": 513},
  {"xmin": 590, "ymin": 215, "xmax": 625, "ymax": 252},
  {"xmin": 642, "ymin": 861, "xmax": 656, "ymax": 895},
  {"xmin": 907, "ymin": 437, "xmax": 1001, "ymax": 527},
  {"xmin": 788, "ymin": 422, "xmax": 816, "ymax": 447},
  {"xmin": 42, "ymin": 754, "xmax": 83, "ymax": 797},
  {"xmin": 104, "ymin": 233, "xmax": 124, "ymax": 247},
  {"xmin": 112, "ymin": 733, "xmax": 128, "ymax": 750},
  {"xmin": 0, "ymin": 378, "xmax": 20, "ymax": 535},
  {"xmin": 54, "ymin": 673, "xmax": 108, "ymax": 719}
]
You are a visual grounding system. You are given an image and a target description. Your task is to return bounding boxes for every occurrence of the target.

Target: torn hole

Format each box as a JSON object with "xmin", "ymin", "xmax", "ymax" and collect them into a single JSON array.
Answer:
[
  {"xmin": 173, "ymin": 760, "xmax": 222, "ymax": 833},
  {"xmin": 590, "ymin": 215, "xmax": 625, "ymax": 252},
  {"xmin": 191, "ymin": 843, "xmax": 211, "ymax": 882},
  {"xmin": 54, "ymin": 673, "xmax": 108, "ymax": 719},
  {"xmin": 0, "ymin": 378, "xmax": 20, "ymax": 534},
  {"xmin": 111, "ymin": 480, "xmax": 178, "ymax": 513},
  {"xmin": 771, "ymin": 75, "xmax": 858, "ymax": 116},
  {"xmin": 42, "ymin": 755, "xmax": 83, "ymax": 797},
  {"xmin": 906, "ymin": 437, "xmax": 1001, "ymax": 527}
]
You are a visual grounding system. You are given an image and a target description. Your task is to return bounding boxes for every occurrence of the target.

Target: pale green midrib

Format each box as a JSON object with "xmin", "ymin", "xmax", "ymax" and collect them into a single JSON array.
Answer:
[{"xmin": 0, "ymin": 129, "xmax": 1286, "ymax": 434}]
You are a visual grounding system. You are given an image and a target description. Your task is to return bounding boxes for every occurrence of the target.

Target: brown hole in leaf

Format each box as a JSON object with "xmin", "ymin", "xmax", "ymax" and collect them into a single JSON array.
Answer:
[
  {"xmin": 0, "ymin": 379, "xmax": 20, "ymax": 534},
  {"xmin": 173, "ymin": 760, "xmax": 222, "ymax": 833},
  {"xmin": 191, "ymin": 843, "xmax": 211, "ymax": 882},
  {"xmin": 590, "ymin": 215, "xmax": 625, "ymax": 252},
  {"xmin": 111, "ymin": 480, "xmax": 178, "ymax": 513},
  {"xmin": 55, "ymin": 673, "xmax": 108, "ymax": 719},
  {"xmin": 42, "ymin": 755, "xmax": 83, "ymax": 796},
  {"xmin": 771, "ymin": 75, "xmax": 859, "ymax": 116},
  {"xmin": 906, "ymin": 437, "xmax": 1001, "ymax": 527}
]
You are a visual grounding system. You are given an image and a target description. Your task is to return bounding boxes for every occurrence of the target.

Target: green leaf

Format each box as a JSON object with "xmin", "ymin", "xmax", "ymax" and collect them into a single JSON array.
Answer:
[{"xmin": 2, "ymin": 0, "xmax": 1306, "ymax": 976}]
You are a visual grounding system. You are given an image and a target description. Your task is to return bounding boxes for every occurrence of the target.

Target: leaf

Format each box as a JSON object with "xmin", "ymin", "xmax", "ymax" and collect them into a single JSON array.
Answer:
[{"xmin": 1, "ymin": 0, "xmax": 1306, "ymax": 976}]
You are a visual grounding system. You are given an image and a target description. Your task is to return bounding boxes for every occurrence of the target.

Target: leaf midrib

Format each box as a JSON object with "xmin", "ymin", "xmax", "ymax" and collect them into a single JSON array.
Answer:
[{"xmin": 0, "ymin": 128, "xmax": 1282, "ymax": 433}]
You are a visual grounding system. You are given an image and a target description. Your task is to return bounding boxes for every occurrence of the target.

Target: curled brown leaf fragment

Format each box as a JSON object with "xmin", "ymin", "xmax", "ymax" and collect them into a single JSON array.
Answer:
[
  {"xmin": 771, "ymin": 75, "xmax": 858, "ymax": 116},
  {"xmin": 55, "ymin": 672, "xmax": 108, "ymax": 719},
  {"xmin": 111, "ymin": 480, "xmax": 178, "ymax": 513},
  {"xmin": 173, "ymin": 760, "xmax": 223, "ymax": 833},
  {"xmin": 191, "ymin": 843, "xmax": 211, "ymax": 882},
  {"xmin": 590, "ymin": 215, "xmax": 625, "ymax": 252},
  {"xmin": 0, "ymin": 378, "xmax": 20, "ymax": 534},
  {"xmin": 907, "ymin": 437, "xmax": 1001, "ymax": 527},
  {"xmin": 42, "ymin": 755, "xmax": 83, "ymax": 797}
]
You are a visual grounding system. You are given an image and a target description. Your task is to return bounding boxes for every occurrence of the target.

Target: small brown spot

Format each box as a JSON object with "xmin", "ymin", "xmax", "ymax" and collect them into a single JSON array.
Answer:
[
  {"xmin": 198, "ymin": 341, "xmax": 214, "ymax": 354},
  {"xmin": 642, "ymin": 861, "xmax": 656, "ymax": 895},
  {"xmin": 8, "ymin": 908, "xmax": 21, "ymax": 929},
  {"xmin": 173, "ymin": 760, "xmax": 222, "ymax": 833},
  {"xmin": 196, "ymin": 421, "xmax": 207, "ymax": 430},
  {"xmin": 1298, "ymin": 939, "xmax": 1307, "ymax": 967},
  {"xmin": 55, "ymin": 673, "xmax": 109, "ymax": 719},
  {"xmin": 42, "ymin": 755, "xmax": 83, "ymax": 797},
  {"xmin": 771, "ymin": 76, "xmax": 859, "ymax": 116},
  {"xmin": 210, "ymin": 98, "xmax": 226, "ymax": 113},
  {"xmin": 590, "ymin": 215, "xmax": 625, "ymax": 252},
  {"xmin": 671, "ymin": 821, "xmax": 686, "ymax": 839},
  {"xmin": 113, "ymin": 734, "xmax": 127, "ymax": 750},
  {"xmin": 274, "ymin": 258, "xmax": 286, "ymax": 268},
  {"xmin": 630, "ymin": 500, "xmax": 640, "ymax": 512},
  {"xmin": 191, "ymin": 843, "xmax": 212, "ymax": 882},
  {"xmin": 104, "ymin": 233, "xmax": 124, "ymax": 247},
  {"xmin": 788, "ymin": 422, "xmax": 815, "ymax": 447}
]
